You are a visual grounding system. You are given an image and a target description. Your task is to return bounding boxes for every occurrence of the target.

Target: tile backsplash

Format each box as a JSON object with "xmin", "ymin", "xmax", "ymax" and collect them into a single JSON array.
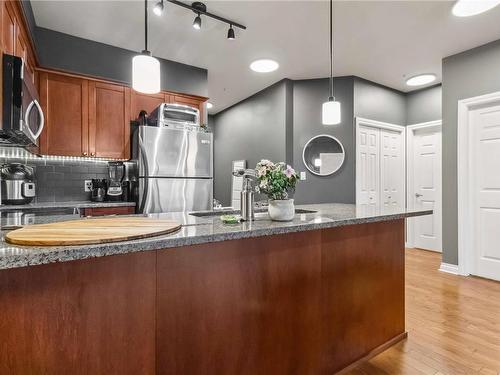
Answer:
[{"xmin": 0, "ymin": 147, "xmax": 110, "ymax": 203}]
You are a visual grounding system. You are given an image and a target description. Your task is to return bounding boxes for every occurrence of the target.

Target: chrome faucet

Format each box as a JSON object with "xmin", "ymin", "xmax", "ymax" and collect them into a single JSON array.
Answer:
[{"xmin": 232, "ymin": 169, "xmax": 256, "ymax": 221}]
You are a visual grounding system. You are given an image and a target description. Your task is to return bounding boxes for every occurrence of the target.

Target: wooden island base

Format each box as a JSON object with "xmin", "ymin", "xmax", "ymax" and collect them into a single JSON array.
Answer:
[{"xmin": 0, "ymin": 219, "xmax": 405, "ymax": 374}]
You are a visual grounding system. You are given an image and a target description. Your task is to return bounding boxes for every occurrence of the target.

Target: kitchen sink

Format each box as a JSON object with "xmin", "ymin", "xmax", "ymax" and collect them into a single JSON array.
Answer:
[{"xmin": 189, "ymin": 208, "xmax": 317, "ymax": 217}]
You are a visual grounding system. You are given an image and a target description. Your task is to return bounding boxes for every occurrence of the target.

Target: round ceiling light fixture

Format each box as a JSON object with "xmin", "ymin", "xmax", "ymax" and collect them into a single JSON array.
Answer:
[
  {"xmin": 405, "ymin": 74, "xmax": 436, "ymax": 87},
  {"xmin": 452, "ymin": 0, "xmax": 500, "ymax": 17},
  {"xmin": 206, "ymin": 102, "xmax": 213, "ymax": 109},
  {"xmin": 249, "ymin": 59, "xmax": 279, "ymax": 73}
]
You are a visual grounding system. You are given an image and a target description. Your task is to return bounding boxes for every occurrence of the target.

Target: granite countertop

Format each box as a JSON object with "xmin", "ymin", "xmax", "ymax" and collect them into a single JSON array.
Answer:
[
  {"xmin": 0, "ymin": 203, "xmax": 432, "ymax": 270},
  {"xmin": 0, "ymin": 200, "xmax": 136, "ymax": 211}
]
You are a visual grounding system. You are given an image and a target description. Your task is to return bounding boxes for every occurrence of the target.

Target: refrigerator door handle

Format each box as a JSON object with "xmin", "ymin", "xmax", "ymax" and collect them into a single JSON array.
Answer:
[{"xmin": 138, "ymin": 133, "xmax": 150, "ymax": 213}]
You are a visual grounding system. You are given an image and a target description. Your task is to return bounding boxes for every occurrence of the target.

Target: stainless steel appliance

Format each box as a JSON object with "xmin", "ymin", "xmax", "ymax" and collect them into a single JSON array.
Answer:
[
  {"xmin": 1, "ymin": 54, "xmax": 44, "ymax": 148},
  {"xmin": 133, "ymin": 125, "xmax": 213, "ymax": 213},
  {"xmin": 148, "ymin": 103, "xmax": 200, "ymax": 128},
  {"xmin": 0, "ymin": 163, "xmax": 36, "ymax": 205},
  {"xmin": 107, "ymin": 161, "xmax": 124, "ymax": 201}
]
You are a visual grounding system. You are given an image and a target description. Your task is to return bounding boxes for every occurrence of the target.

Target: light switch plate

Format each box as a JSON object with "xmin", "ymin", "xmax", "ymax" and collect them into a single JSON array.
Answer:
[
  {"xmin": 300, "ymin": 171, "xmax": 307, "ymax": 181},
  {"xmin": 84, "ymin": 180, "xmax": 92, "ymax": 192}
]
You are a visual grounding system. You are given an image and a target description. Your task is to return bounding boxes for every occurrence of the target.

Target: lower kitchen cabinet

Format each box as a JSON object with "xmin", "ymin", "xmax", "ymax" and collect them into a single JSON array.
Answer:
[{"xmin": 81, "ymin": 206, "xmax": 135, "ymax": 217}]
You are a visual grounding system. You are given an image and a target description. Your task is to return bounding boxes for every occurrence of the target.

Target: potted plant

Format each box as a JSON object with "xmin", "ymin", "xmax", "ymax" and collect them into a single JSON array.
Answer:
[{"xmin": 255, "ymin": 160, "xmax": 299, "ymax": 221}]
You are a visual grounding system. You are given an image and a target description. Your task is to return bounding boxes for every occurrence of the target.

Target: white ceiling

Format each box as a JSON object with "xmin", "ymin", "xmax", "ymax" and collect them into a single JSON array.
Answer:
[{"xmin": 31, "ymin": 0, "xmax": 500, "ymax": 114}]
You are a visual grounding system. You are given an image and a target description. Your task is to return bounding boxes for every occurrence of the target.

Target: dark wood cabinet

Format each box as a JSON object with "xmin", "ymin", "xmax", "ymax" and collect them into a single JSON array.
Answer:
[
  {"xmin": 130, "ymin": 91, "xmax": 166, "ymax": 121},
  {"xmin": 39, "ymin": 72, "xmax": 89, "ymax": 156},
  {"xmin": 89, "ymin": 82, "xmax": 131, "ymax": 159},
  {"xmin": 81, "ymin": 206, "xmax": 135, "ymax": 217},
  {"xmin": 1, "ymin": 1, "xmax": 16, "ymax": 56}
]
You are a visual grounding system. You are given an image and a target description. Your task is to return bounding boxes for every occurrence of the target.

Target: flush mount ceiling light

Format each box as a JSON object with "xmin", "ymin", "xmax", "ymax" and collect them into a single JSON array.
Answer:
[
  {"xmin": 250, "ymin": 59, "xmax": 279, "ymax": 73},
  {"xmin": 452, "ymin": 0, "xmax": 500, "ymax": 17},
  {"xmin": 206, "ymin": 102, "xmax": 213, "ymax": 109},
  {"xmin": 405, "ymin": 74, "xmax": 436, "ymax": 87},
  {"xmin": 132, "ymin": 0, "xmax": 160, "ymax": 94},
  {"xmin": 166, "ymin": 1, "xmax": 246, "ymax": 38},
  {"xmin": 153, "ymin": 0, "xmax": 164, "ymax": 16},
  {"xmin": 322, "ymin": 0, "xmax": 341, "ymax": 125}
]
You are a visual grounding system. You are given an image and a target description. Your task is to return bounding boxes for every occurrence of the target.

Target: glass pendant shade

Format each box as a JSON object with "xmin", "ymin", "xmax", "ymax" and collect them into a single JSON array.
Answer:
[
  {"xmin": 322, "ymin": 99, "xmax": 341, "ymax": 125},
  {"xmin": 132, "ymin": 53, "xmax": 160, "ymax": 94}
]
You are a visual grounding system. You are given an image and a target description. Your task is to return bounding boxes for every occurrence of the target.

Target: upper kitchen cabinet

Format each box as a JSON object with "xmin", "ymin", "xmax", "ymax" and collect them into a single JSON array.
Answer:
[
  {"xmin": 89, "ymin": 82, "xmax": 131, "ymax": 159},
  {"xmin": 38, "ymin": 72, "xmax": 89, "ymax": 157},
  {"xmin": 1, "ymin": 1, "xmax": 35, "ymax": 83},
  {"xmin": 130, "ymin": 91, "xmax": 166, "ymax": 121}
]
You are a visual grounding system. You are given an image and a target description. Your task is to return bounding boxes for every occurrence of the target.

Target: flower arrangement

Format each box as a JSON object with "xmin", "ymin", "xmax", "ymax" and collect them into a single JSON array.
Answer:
[{"xmin": 255, "ymin": 160, "xmax": 299, "ymax": 200}]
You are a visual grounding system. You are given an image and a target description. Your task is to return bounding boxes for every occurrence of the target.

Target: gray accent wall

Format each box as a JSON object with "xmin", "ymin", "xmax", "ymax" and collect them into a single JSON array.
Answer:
[
  {"xmin": 406, "ymin": 85, "xmax": 442, "ymax": 125},
  {"xmin": 213, "ymin": 80, "xmax": 289, "ymax": 206},
  {"xmin": 442, "ymin": 39, "xmax": 500, "ymax": 265},
  {"xmin": 292, "ymin": 77, "xmax": 355, "ymax": 204},
  {"xmin": 35, "ymin": 27, "xmax": 208, "ymax": 97},
  {"xmin": 354, "ymin": 77, "xmax": 406, "ymax": 125}
]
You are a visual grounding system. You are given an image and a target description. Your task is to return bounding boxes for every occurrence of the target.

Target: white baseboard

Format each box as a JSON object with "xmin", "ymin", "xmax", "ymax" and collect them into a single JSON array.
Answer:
[{"xmin": 439, "ymin": 262, "xmax": 459, "ymax": 275}]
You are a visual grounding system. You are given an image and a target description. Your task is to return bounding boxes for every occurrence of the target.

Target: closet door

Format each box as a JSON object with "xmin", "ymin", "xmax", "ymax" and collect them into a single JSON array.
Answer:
[
  {"xmin": 380, "ymin": 129, "xmax": 405, "ymax": 208},
  {"xmin": 356, "ymin": 125, "xmax": 380, "ymax": 208}
]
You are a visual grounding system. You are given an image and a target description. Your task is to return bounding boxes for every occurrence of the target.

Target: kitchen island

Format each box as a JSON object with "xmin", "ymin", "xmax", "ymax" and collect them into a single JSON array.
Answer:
[{"xmin": 0, "ymin": 204, "xmax": 431, "ymax": 374}]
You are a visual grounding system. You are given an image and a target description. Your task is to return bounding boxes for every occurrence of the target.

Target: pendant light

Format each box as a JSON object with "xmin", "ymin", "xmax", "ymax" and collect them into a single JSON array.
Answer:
[
  {"xmin": 322, "ymin": 0, "xmax": 341, "ymax": 125},
  {"xmin": 132, "ymin": 0, "xmax": 161, "ymax": 94}
]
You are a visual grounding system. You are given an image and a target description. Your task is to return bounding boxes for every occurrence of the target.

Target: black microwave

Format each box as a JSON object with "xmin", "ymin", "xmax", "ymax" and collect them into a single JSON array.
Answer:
[{"xmin": 1, "ymin": 53, "xmax": 44, "ymax": 147}]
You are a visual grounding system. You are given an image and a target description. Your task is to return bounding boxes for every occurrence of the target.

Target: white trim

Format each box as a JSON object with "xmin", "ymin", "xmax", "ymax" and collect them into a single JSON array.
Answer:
[
  {"xmin": 439, "ymin": 262, "xmax": 459, "ymax": 275},
  {"xmin": 355, "ymin": 117, "xmax": 406, "ymax": 207},
  {"xmin": 406, "ymin": 120, "xmax": 442, "ymax": 251},
  {"xmin": 457, "ymin": 90, "xmax": 500, "ymax": 277}
]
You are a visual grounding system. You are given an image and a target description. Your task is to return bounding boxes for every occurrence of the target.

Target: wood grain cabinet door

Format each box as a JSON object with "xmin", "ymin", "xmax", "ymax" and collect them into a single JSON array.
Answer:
[
  {"xmin": 39, "ymin": 72, "xmax": 89, "ymax": 156},
  {"xmin": 2, "ymin": 1, "xmax": 16, "ymax": 56},
  {"xmin": 130, "ymin": 91, "xmax": 166, "ymax": 121},
  {"xmin": 89, "ymin": 82, "xmax": 130, "ymax": 159}
]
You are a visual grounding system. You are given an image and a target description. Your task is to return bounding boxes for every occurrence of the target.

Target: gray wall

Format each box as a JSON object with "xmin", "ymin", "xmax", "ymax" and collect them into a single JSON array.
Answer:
[
  {"xmin": 354, "ymin": 77, "xmax": 406, "ymax": 125},
  {"xmin": 406, "ymin": 85, "xmax": 442, "ymax": 125},
  {"xmin": 292, "ymin": 77, "xmax": 355, "ymax": 204},
  {"xmin": 35, "ymin": 28, "xmax": 208, "ymax": 97},
  {"xmin": 213, "ymin": 80, "xmax": 288, "ymax": 206},
  {"xmin": 442, "ymin": 39, "xmax": 500, "ymax": 265}
]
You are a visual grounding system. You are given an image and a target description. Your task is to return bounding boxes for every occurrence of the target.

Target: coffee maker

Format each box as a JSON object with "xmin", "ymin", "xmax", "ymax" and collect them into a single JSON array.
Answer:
[{"xmin": 106, "ymin": 161, "xmax": 124, "ymax": 201}]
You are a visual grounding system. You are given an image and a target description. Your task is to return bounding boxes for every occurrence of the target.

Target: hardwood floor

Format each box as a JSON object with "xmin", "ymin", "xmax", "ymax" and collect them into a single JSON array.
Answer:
[{"xmin": 345, "ymin": 248, "xmax": 500, "ymax": 375}]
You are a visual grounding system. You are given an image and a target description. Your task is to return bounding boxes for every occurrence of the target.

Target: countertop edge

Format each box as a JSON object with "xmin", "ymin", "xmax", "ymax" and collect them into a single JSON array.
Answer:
[{"xmin": 0, "ymin": 209, "xmax": 431, "ymax": 271}]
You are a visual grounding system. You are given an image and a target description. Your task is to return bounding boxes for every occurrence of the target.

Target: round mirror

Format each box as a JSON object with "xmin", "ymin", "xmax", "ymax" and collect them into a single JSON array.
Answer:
[{"xmin": 302, "ymin": 135, "xmax": 345, "ymax": 176}]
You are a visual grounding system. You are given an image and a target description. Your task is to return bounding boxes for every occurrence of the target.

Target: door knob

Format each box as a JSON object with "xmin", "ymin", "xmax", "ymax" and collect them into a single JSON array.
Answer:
[{"xmin": 415, "ymin": 193, "xmax": 423, "ymax": 198}]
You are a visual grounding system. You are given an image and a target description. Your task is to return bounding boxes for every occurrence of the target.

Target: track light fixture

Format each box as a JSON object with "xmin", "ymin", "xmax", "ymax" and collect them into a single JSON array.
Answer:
[
  {"xmin": 166, "ymin": 0, "xmax": 246, "ymax": 36},
  {"xmin": 193, "ymin": 13, "xmax": 202, "ymax": 30},
  {"xmin": 153, "ymin": 0, "xmax": 164, "ymax": 16},
  {"xmin": 227, "ymin": 25, "xmax": 235, "ymax": 40}
]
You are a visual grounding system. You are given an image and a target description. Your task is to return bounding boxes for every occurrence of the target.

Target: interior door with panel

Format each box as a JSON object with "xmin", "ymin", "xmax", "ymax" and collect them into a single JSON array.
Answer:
[
  {"xmin": 89, "ymin": 82, "xmax": 131, "ymax": 159},
  {"xmin": 39, "ymin": 73, "xmax": 89, "ymax": 156},
  {"xmin": 356, "ymin": 125, "xmax": 380, "ymax": 209},
  {"xmin": 380, "ymin": 129, "xmax": 404, "ymax": 208},
  {"xmin": 471, "ymin": 104, "xmax": 500, "ymax": 281},
  {"xmin": 410, "ymin": 127, "xmax": 442, "ymax": 252}
]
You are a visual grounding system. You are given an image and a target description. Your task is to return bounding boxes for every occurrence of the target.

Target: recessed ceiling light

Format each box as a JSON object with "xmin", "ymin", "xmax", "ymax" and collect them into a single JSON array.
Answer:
[
  {"xmin": 250, "ymin": 59, "xmax": 279, "ymax": 73},
  {"xmin": 405, "ymin": 74, "xmax": 436, "ymax": 87},
  {"xmin": 452, "ymin": 0, "xmax": 500, "ymax": 17},
  {"xmin": 206, "ymin": 102, "xmax": 213, "ymax": 109}
]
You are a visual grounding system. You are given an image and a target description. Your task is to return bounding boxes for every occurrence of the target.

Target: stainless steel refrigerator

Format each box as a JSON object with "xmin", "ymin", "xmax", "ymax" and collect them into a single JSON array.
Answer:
[{"xmin": 133, "ymin": 126, "xmax": 213, "ymax": 213}]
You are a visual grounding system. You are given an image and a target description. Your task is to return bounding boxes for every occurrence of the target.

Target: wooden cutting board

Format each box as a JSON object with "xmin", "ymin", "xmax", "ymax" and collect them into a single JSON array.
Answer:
[{"xmin": 5, "ymin": 217, "xmax": 182, "ymax": 246}]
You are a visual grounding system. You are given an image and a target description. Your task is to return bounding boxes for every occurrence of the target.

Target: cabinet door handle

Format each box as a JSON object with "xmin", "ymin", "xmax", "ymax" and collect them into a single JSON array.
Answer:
[
  {"xmin": 82, "ymin": 152, "xmax": 88, "ymax": 156},
  {"xmin": 90, "ymin": 152, "xmax": 95, "ymax": 157}
]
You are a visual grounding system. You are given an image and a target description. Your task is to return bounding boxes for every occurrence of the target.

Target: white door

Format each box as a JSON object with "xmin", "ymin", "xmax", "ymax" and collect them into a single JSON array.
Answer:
[
  {"xmin": 471, "ymin": 104, "xmax": 500, "ymax": 281},
  {"xmin": 409, "ymin": 127, "xmax": 442, "ymax": 252},
  {"xmin": 380, "ymin": 129, "xmax": 404, "ymax": 208},
  {"xmin": 357, "ymin": 125, "xmax": 380, "ymax": 208}
]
